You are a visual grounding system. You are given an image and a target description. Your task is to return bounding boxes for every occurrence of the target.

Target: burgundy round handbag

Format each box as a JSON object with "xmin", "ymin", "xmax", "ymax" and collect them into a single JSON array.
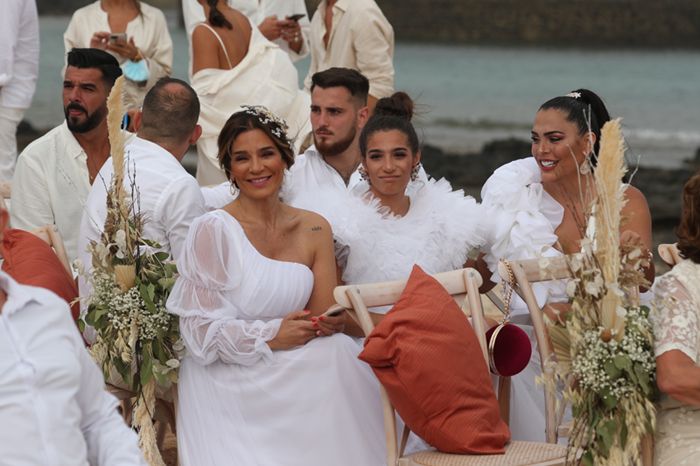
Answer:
[{"xmin": 485, "ymin": 262, "xmax": 532, "ymax": 377}]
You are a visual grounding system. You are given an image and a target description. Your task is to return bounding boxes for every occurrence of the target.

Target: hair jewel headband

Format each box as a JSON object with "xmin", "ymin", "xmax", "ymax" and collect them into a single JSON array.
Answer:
[
  {"xmin": 240, "ymin": 105, "xmax": 291, "ymax": 142},
  {"xmin": 565, "ymin": 91, "xmax": 582, "ymax": 99}
]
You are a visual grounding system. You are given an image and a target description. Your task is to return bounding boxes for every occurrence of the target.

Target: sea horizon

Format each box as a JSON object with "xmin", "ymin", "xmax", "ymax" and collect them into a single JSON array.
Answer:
[{"xmin": 29, "ymin": 13, "xmax": 700, "ymax": 169}]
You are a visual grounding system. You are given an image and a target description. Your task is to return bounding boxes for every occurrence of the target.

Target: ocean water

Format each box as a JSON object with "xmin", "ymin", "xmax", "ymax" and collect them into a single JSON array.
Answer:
[{"xmin": 31, "ymin": 14, "xmax": 700, "ymax": 168}]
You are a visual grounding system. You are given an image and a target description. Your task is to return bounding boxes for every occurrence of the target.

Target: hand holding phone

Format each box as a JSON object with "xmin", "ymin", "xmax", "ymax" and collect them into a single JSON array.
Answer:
[
  {"xmin": 287, "ymin": 13, "xmax": 305, "ymax": 22},
  {"xmin": 109, "ymin": 33, "xmax": 127, "ymax": 44}
]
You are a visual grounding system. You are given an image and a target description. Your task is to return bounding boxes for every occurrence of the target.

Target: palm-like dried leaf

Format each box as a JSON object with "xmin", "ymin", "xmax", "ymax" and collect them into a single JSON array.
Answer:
[{"xmin": 594, "ymin": 118, "xmax": 628, "ymax": 338}]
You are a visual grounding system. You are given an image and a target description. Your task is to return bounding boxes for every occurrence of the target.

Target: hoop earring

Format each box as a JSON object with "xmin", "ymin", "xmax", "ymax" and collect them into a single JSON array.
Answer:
[
  {"xmin": 358, "ymin": 165, "xmax": 370, "ymax": 184},
  {"xmin": 579, "ymin": 156, "xmax": 592, "ymax": 175},
  {"xmin": 410, "ymin": 163, "xmax": 421, "ymax": 182}
]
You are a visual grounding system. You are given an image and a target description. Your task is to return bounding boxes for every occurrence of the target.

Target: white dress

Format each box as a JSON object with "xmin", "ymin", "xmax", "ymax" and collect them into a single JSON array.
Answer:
[
  {"xmin": 651, "ymin": 259, "xmax": 700, "ymax": 466},
  {"xmin": 166, "ymin": 210, "xmax": 385, "ymax": 466},
  {"xmin": 481, "ymin": 157, "xmax": 569, "ymax": 443}
]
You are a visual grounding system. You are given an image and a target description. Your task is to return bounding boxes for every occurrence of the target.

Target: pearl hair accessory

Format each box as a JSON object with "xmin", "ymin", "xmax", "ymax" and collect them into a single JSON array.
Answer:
[
  {"xmin": 566, "ymin": 91, "xmax": 582, "ymax": 99},
  {"xmin": 241, "ymin": 105, "xmax": 293, "ymax": 149}
]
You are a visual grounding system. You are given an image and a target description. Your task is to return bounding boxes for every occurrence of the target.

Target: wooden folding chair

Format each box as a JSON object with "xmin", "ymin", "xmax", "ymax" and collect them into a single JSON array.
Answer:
[
  {"xmin": 334, "ymin": 268, "xmax": 567, "ymax": 466},
  {"xmin": 499, "ymin": 257, "xmax": 653, "ymax": 465},
  {"xmin": 658, "ymin": 243, "xmax": 681, "ymax": 267}
]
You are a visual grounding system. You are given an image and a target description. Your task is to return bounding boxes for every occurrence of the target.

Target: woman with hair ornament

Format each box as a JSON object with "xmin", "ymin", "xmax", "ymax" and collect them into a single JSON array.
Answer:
[
  {"xmin": 480, "ymin": 88, "xmax": 654, "ymax": 442},
  {"xmin": 166, "ymin": 107, "xmax": 385, "ymax": 466}
]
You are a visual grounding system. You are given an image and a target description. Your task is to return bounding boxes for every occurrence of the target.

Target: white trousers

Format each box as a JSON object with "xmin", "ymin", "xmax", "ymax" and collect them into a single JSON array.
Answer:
[{"xmin": 0, "ymin": 106, "xmax": 26, "ymax": 182}]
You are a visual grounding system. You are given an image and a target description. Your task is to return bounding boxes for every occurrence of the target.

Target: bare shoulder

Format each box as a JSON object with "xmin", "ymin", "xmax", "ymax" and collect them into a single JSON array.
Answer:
[
  {"xmin": 623, "ymin": 185, "xmax": 650, "ymax": 213},
  {"xmin": 191, "ymin": 24, "xmax": 218, "ymax": 47},
  {"xmin": 288, "ymin": 207, "xmax": 332, "ymax": 236}
]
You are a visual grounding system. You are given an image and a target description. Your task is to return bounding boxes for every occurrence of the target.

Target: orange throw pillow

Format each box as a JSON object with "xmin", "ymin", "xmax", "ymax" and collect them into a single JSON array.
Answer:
[
  {"xmin": 2, "ymin": 229, "xmax": 79, "ymax": 321},
  {"xmin": 359, "ymin": 265, "xmax": 510, "ymax": 454}
]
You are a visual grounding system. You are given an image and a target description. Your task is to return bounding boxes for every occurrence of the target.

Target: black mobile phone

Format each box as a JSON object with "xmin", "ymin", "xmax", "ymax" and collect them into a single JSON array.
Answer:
[{"xmin": 287, "ymin": 13, "xmax": 305, "ymax": 22}]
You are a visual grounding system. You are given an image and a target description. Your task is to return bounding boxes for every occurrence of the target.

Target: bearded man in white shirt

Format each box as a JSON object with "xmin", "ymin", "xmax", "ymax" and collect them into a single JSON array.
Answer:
[
  {"xmin": 12, "ymin": 48, "xmax": 125, "ymax": 264},
  {"xmin": 304, "ymin": 0, "xmax": 394, "ymax": 112},
  {"xmin": 0, "ymin": 206, "xmax": 145, "ymax": 465},
  {"xmin": 0, "ymin": 0, "xmax": 39, "ymax": 186},
  {"xmin": 284, "ymin": 67, "xmax": 370, "ymax": 205},
  {"xmin": 79, "ymin": 78, "xmax": 206, "ymax": 314}
]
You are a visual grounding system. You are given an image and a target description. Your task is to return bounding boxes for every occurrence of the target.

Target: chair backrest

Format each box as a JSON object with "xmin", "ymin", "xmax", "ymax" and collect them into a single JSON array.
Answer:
[
  {"xmin": 333, "ymin": 268, "xmax": 488, "ymax": 465},
  {"xmin": 497, "ymin": 256, "xmax": 573, "ymax": 444},
  {"xmin": 658, "ymin": 243, "xmax": 681, "ymax": 267}
]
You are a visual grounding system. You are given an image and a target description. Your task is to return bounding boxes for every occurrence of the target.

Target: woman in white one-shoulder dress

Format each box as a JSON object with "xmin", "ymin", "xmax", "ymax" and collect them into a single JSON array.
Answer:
[
  {"xmin": 481, "ymin": 89, "xmax": 654, "ymax": 442},
  {"xmin": 167, "ymin": 107, "xmax": 384, "ymax": 466}
]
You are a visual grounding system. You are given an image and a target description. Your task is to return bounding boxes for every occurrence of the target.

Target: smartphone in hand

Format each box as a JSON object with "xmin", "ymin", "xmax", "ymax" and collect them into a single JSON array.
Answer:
[
  {"xmin": 109, "ymin": 33, "xmax": 127, "ymax": 44},
  {"xmin": 287, "ymin": 13, "xmax": 305, "ymax": 22},
  {"xmin": 322, "ymin": 304, "xmax": 346, "ymax": 318}
]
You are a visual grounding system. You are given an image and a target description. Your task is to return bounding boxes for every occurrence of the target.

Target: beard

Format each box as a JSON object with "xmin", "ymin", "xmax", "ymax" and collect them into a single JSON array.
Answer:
[
  {"xmin": 313, "ymin": 125, "xmax": 356, "ymax": 157},
  {"xmin": 64, "ymin": 102, "xmax": 107, "ymax": 133}
]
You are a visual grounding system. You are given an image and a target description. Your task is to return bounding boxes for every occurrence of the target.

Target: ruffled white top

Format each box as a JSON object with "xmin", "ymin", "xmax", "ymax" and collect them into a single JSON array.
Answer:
[
  {"xmin": 295, "ymin": 177, "xmax": 484, "ymax": 296},
  {"xmin": 481, "ymin": 157, "xmax": 568, "ymax": 314}
]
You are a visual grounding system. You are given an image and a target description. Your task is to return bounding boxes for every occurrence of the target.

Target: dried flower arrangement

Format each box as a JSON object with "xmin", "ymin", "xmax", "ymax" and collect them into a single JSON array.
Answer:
[
  {"xmin": 545, "ymin": 119, "xmax": 656, "ymax": 465},
  {"xmin": 79, "ymin": 76, "xmax": 182, "ymax": 466}
]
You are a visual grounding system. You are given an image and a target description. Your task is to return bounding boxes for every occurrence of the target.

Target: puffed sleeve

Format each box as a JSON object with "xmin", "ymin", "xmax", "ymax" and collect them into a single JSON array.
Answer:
[
  {"xmin": 651, "ymin": 273, "xmax": 698, "ymax": 362},
  {"xmin": 166, "ymin": 213, "xmax": 283, "ymax": 366}
]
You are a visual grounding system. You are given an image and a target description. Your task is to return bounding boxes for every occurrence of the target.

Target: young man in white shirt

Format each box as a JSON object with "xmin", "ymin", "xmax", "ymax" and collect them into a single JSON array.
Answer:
[
  {"xmin": 79, "ymin": 78, "xmax": 206, "ymax": 321},
  {"xmin": 0, "ymin": 206, "xmax": 145, "ymax": 466},
  {"xmin": 304, "ymin": 0, "xmax": 395, "ymax": 112},
  {"xmin": 11, "ymin": 48, "xmax": 125, "ymax": 263},
  {"xmin": 284, "ymin": 67, "xmax": 370, "ymax": 203},
  {"xmin": 0, "ymin": 0, "xmax": 39, "ymax": 185}
]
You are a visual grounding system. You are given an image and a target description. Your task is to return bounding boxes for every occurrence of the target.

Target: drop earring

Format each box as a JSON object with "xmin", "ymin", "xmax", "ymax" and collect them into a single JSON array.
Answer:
[
  {"xmin": 410, "ymin": 163, "xmax": 421, "ymax": 182},
  {"xmin": 579, "ymin": 156, "xmax": 592, "ymax": 175},
  {"xmin": 358, "ymin": 165, "xmax": 370, "ymax": 184}
]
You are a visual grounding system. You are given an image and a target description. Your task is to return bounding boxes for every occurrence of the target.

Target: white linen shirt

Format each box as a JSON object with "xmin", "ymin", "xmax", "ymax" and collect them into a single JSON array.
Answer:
[
  {"xmin": 182, "ymin": 0, "xmax": 310, "ymax": 61},
  {"xmin": 11, "ymin": 123, "xmax": 133, "ymax": 264},
  {"xmin": 0, "ymin": 271, "xmax": 145, "ymax": 465},
  {"xmin": 283, "ymin": 145, "xmax": 364, "ymax": 204},
  {"xmin": 79, "ymin": 136, "xmax": 206, "ymax": 267},
  {"xmin": 0, "ymin": 0, "xmax": 39, "ymax": 109},
  {"xmin": 304, "ymin": 0, "xmax": 394, "ymax": 99}
]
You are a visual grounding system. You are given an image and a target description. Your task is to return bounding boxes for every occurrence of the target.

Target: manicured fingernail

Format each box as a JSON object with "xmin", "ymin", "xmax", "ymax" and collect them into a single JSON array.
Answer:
[{"xmin": 318, "ymin": 316, "xmax": 325, "ymax": 321}]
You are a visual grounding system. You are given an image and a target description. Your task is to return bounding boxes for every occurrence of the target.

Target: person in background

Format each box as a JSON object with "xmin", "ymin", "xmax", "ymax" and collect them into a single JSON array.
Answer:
[
  {"xmin": 12, "ymin": 48, "xmax": 128, "ymax": 264},
  {"xmin": 652, "ymin": 172, "xmax": 700, "ymax": 466},
  {"xmin": 190, "ymin": 0, "xmax": 310, "ymax": 185},
  {"xmin": 304, "ymin": 0, "xmax": 394, "ymax": 113},
  {"xmin": 0, "ymin": 0, "xmax": 39, "ymax": 189},
  {"xmin": 182, "ymin": 0, "xmax": 310, "ymax": 63},
  {"xmin": 0, "ymin": 204, "xmax": 146, "ymax": 466},
  {"xmin": 480, "ymin": 89, "xmax": 653, "ymax": 442},
  {"xmin": 64, "ymin": 0, "xmax": 172, "ymax": 116}
]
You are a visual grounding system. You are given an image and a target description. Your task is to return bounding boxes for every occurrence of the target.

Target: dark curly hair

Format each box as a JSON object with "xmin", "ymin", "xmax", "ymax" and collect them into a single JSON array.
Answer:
[
  {"xmin": 677, "ymin": 172, "xmax": 700, "ymax": 263},
  {"xmin": 217, "ymin": 107, "xmax": 295, "ymax": 181}
]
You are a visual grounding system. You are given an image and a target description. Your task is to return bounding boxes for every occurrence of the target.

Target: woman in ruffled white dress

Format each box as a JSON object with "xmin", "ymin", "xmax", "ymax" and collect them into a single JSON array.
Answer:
[
  {"xmin": 480, "ymin": 89, "xmax": 654, "ymax": 442},
  {"xmin": 651, "ymin": 173, "xmax": 700, "ymax": 466},
  {"xmin": 166, "ymin": 107, "xmax": 385, "ymax": 466},
  {"xmin": 293, "ymin": 92, "xmax": 486, "ymax": 323}
]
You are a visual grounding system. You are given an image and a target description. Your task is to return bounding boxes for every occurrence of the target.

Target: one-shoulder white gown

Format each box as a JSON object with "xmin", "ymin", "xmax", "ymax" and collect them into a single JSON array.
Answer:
[{"xmin": 167, "ymin": 210, "xmax": 385, "ymax": 466}]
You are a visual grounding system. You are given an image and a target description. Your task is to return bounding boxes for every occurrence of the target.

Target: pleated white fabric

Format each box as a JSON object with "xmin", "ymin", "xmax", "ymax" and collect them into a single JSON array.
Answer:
[{"xmin": 167, "ymin": 210, "xmax": 386, "ymax": 466}]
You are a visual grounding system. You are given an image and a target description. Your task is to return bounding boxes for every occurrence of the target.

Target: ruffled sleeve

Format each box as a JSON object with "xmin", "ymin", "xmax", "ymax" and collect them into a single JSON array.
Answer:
[
  {"xmin": 652, "ymin": 267, "xmax": 699, "ymax": 362},
  {"xmin": 480, "ymin": 157, "xmax": 567, "ymax": 308},
  {"xmin": 166, "ymin": 212, "xmax": 282, "ymax": 366}
]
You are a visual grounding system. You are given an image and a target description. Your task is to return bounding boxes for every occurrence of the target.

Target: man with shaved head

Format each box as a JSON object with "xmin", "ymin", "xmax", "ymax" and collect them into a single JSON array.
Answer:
[{"xmin": 78, "ymin": 78, "xmax": 206, "ymax": 332}]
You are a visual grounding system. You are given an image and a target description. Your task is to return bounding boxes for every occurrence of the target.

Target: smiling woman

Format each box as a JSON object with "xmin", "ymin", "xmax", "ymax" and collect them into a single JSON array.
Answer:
[
  {"xmin": 480, "ymin": 88, "xmax": 655, "ymax": 443},
  {"xmin": 166, "ymin": 106, "xmax": 387, "ymax": 466}
]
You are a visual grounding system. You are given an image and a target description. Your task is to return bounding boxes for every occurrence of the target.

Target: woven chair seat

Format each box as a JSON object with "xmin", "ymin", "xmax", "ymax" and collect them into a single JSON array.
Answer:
[{"xmin": 403, "ymin": 441, "xmax": 567, "ymax": 466}]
